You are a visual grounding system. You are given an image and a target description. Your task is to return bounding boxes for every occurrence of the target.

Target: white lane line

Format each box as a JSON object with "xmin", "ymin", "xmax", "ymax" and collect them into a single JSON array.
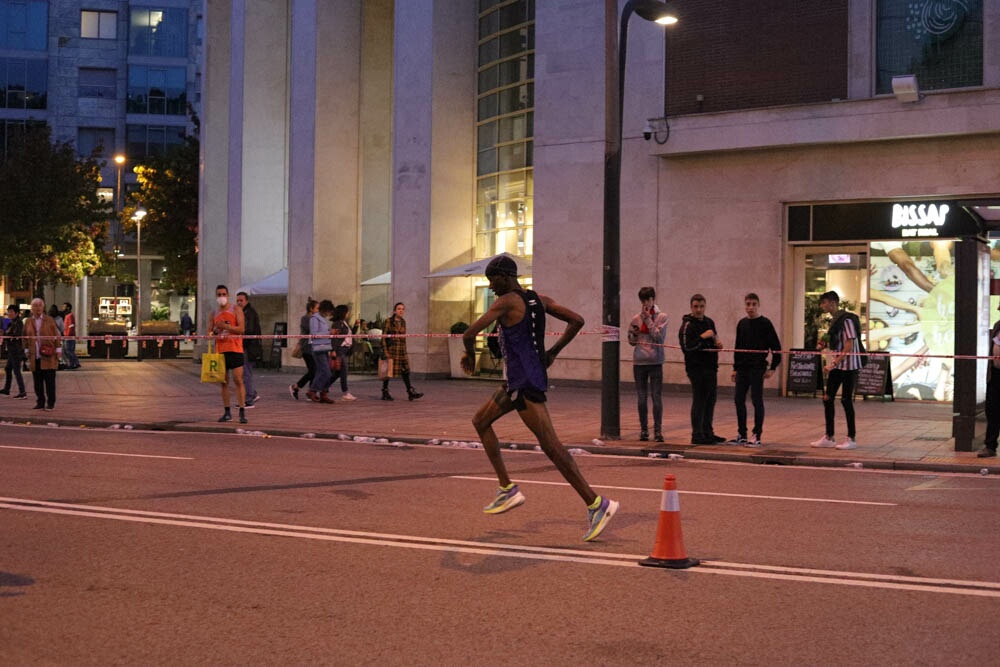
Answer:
[
  {"xmin": 0, "ymin": 445, "xmax": 192, "ymax": 460},
  {"xmin": 0, "ymin": 497, "xmax": 995, "ymax": 598},
  {"xmin": 450, "ymin": 475, "xmax": 897, "ymax": 506}
]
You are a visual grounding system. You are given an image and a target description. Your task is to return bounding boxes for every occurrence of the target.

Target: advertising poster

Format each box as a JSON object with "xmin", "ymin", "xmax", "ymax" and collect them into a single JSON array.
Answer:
[{"xmin": 868, "ymin": 241, "xmax": 955, "ymax": 401}]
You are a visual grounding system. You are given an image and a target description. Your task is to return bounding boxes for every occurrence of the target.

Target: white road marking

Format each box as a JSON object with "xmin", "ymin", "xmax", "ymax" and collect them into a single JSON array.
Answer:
[
  {"xmin": 450, "ymin": 475, "xmax": 897, "ymax": 506},
  {"xmin": 0, "ymin": 445, "xmax": 192, "ymax": 460},
  {"xmin": 1, "ymin": 497, "xmax": 995, "ymax": 598}
]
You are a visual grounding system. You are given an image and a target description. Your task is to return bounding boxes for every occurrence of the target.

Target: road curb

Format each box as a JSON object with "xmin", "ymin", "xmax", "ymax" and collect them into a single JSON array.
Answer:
[{"xmin": 2, "ymin": 414, "xmax": 994, "ymax": 475}]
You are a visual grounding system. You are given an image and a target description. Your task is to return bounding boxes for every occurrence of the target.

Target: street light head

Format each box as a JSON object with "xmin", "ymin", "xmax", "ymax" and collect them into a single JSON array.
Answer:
[
  {"xmin": 633, "ymin": 1, "xmax": 678, "ymax": 25},
  {"xmin": 132, "ymin": 205, "xmax": 147, "ymax": 222},
  {"xmin": 114, "ymin": 154, "xmax": 126, "ymax": 165}
]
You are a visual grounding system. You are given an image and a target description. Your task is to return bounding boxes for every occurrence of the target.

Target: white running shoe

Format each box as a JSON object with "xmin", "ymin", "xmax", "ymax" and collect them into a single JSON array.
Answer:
[
  {"xmin": 836, "ymin": 438, "xmax": 857, "ymax": 450},
  {"xmin": 810, "ymin": 435, "xmax": 837, "ymax": 448},
  {"xmin": 341, "ymin": 392, "xmax": 357, "ymax": 401}
]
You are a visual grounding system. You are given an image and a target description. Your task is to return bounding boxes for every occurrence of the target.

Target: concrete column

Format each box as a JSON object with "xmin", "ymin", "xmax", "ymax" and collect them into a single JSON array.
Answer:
[
  {"xmin": 240, "ymin": 1, "xmax": 290, "ymax": 284},
  {"xmin": 533, "ymin": 1, "xmax": 611, "ymax": 380},
  {"xmin": 391, "ymin": 0, "xmax": 476, "ymax": 374},
  {"xmin": 314, "ymin": 0, "xmax": 362, "ymax": 303},
  {"xmin": 287, "ymin": 0, "xmax": 319, "ymax": 329},
  {"xmin": 359, "ymin": 0, "xmax": 394, "ymax": 323},
  {"xmin": 199, "ymin": 0, "xmax": 233, "ymax": 335}
]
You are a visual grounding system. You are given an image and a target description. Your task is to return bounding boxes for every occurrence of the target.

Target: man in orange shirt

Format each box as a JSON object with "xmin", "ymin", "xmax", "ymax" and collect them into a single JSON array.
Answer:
[{"xmin": 209, "ymin": 285, "xmax": 247, "ymax": 423}]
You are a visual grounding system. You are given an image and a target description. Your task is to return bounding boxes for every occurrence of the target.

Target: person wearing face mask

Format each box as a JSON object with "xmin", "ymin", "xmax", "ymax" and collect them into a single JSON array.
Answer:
[{"xmin": 209, "ymin": 285, "xmax": 248, "ymax": 423}]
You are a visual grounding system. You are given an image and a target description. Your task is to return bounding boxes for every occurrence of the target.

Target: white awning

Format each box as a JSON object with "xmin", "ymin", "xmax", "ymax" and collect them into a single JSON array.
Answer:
[
  {"xmin": 237, "ymin": 268, "xmax": 287, "ymax": 295},
  {"xmin": 425, "ymin": 252, "xmax": 531, "ymax": 278},
  {"xmin": 360, "ymin": 271, "xmax": 392, "ymax": 286}
]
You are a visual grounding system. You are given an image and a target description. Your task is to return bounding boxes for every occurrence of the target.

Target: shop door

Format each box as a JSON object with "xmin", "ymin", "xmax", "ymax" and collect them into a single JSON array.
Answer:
[{"xmin": 791, "ymin": 246, "xmax": 869, "ymax": 351}]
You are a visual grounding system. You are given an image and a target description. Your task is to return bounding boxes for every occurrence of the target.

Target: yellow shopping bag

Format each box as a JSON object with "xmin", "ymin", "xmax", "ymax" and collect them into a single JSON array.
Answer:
[{"xmin": 200, "ymin": 341, "xmax": 226, "ymax": 383}]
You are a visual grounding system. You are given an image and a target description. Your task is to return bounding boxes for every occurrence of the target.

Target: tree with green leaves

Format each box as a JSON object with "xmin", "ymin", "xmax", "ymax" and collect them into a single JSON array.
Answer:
[
  {"xmin": 0, "ymin": 124, "xmax": 110, "ymax": 294},
  {"xmin": 121, "ymin": 114, "xmax": 199, "ymax": 295}
]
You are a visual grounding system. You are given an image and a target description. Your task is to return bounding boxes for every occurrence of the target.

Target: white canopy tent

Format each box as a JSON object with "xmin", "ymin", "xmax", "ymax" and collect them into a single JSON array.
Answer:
[
  {"xmin": 360, "ymin": 271, "xmax": 392, "ymax": 286},
  {"xmin": 237, "ymin": 267, "xmax": 288, "ymax": 295},
  {"xmin": 425, "ymin": 252, "xmax": 531, "ymax": 278}
]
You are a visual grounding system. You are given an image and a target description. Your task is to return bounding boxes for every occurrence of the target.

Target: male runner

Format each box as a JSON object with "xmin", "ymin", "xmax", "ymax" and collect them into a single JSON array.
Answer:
[{"xmin": 461, "ymin": 255, "xmax": 618, "ymax": 542}]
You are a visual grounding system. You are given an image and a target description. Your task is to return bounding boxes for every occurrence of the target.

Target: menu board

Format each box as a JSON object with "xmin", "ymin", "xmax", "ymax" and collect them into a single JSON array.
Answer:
[
  {"xmin": 787, "ymin": 349, "xmax": 821, "ymax": 395},
  {"xmin": 856, "ymin": 354, "xmax": 893, "ymax": 398}
]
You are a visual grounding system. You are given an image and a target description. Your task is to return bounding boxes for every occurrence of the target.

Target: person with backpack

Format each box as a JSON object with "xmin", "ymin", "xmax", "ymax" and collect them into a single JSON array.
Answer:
[{"xmin": 811, "ymin": 290, "xmax": 863, "ymax": 450}]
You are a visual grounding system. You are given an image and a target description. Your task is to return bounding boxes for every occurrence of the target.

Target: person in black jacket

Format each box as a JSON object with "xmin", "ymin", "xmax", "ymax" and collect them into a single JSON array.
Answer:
[
  {"xmin": 728, "ymin": 293, "xmax": 782, "ymax": 447},
  {"xmin": 1, "ymin": 305, "xmax": 27, "ymax": 398},
  {"xmin": 678, "ymin": 294, "xmax": 723, "ymax": 444},
  {"xmin": 236, "ymin": 291, "xmax": 262, "ymax": 407}
]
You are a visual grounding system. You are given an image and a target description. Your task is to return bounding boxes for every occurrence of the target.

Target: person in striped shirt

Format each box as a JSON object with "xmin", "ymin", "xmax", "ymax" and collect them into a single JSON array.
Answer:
[{"xmin": 811, "ymin": 290, "xmax": 861, "ymax": 450}]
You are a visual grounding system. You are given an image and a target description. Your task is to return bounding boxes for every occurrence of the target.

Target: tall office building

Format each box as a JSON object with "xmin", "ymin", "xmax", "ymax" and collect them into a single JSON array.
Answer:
[{"xmin": 0, "ymin": 0, "xmax": 202, "ymax": 327}]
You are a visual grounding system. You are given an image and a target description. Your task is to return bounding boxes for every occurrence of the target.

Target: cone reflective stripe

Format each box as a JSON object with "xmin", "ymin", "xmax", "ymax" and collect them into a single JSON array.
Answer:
[{"xmin": 639, "ymin": 474, "xmax": 700, "ymax": 569}]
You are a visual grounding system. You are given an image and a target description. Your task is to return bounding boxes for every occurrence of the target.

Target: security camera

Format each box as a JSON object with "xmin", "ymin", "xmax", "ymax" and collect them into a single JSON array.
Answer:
[{"xmin": 642, "ymin": 122, "xmax": 654, "ymax": 141}]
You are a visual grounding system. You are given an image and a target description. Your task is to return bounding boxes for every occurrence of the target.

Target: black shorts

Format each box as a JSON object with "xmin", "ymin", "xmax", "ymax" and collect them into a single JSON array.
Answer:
[
  {"xmin": 506, "ymin": 386, "xmax": 547, "ymax": 411},
  {"xmin": 223, "ymin": 351, "xmax": 244, "ymax": 370}
]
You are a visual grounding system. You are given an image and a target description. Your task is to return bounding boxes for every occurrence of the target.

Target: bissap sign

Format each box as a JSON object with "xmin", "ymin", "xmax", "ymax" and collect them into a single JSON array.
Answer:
[{"xmin": 891, "ymin": 203, "xmax": 949, "ymax": 238}]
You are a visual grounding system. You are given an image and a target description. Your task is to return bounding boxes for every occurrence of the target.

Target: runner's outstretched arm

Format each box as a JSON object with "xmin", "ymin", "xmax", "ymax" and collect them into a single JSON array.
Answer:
[{"xmin": 539, "ymin": 295, "xmax": 583, "ymax": 367}]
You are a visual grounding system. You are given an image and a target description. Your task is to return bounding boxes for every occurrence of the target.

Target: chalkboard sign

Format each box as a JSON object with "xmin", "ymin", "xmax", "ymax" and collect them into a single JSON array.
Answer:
[
  {"xmin": 856, "ymin": 353, "xmax": 893, "ymax": 398},
  {"xmin": 786, "ymin": 349, "xmax": 822, "ymax": 395},
  {"xmin": 267, "ymin": 322, "xmax": 287, "ymax": 370}
]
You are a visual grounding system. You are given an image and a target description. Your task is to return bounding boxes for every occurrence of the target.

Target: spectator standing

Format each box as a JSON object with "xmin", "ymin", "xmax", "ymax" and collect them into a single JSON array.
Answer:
[
  {"xmin": 290, "ymin": 298, "xmax": 319, "ymax": 399},
  {"xmin": 729, "ymin": 293, "xmax": 782, "ymax": 447},
  {"xmin": 381, "ymin": 302, "xmax": 422, "ymax": 401},
  {"xmin": 330, "ymin": 304, "xmax": 356, "ymax": 401},
  {"xmin": 810, "ymin": 290, "xmax": 862, "ymax": 450},
  {"xmin": 979, "ymin": 300, "xmax": 1000, "ymax": 458},
  {"xmin": 307, "ymin": 299, "xmax": 336, "ymax": 404},
  {"xmin": 180, "ymin": 312, "xmax": 194, "ymax": 336},
  {"xmin": 24, "ymin": 298, "xmax": 59, "ymax": 410},
  {"xmin": 49, "ymin": 305, "xmax": 64, "ymax": 336},
  {"xmin": 61, "ymin": 302, "xmax": 81, "ymax": 369},
  {"xmin": 679, "ymin": 293, "xmax": 724, "ymax": 445},
  {"xmin": 1, "ymin": 305, "xmax": 27, "ymax": 398},
  {"xmin": 209, "ymin": 285, "xmax": 248, "ymax": 424},
  {"xmin": 627, "ymin": 286, "xmax": 668, "ymax": 442},
  {"xmin": 236, "ymin": 291, "xmax": 262, "ymax": 407}
]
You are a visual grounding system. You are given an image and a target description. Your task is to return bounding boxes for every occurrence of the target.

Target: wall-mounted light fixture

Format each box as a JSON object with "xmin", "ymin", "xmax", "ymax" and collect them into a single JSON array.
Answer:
[
  {"xmin": 643, "ymin": 117, "xmax": 670, "ymax": 144},
  {"xmin": 891, "ymin": 74, "xmax": 921, "ymax": 103}
]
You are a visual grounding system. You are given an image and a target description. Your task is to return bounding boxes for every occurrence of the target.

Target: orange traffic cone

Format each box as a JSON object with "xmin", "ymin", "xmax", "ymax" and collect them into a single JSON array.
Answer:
[{"xmin": 639, "ymin": 474, "xmax": 699, "ymax": 569}]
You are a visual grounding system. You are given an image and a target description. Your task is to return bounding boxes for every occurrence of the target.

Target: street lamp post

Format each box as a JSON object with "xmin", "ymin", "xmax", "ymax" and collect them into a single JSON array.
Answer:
[
  {"xmin": 132, "ymin": 205, "xmax": 147, "ymax": 362},
  {"xmin": 601, "ymin": 1, "xmax": 677, "ymax": 439}
]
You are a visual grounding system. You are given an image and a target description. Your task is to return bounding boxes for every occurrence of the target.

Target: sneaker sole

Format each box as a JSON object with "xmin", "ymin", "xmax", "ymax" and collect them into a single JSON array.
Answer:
[
  {"xmin": 583, "ymin": 499, "xmax": 619, "ymax": 542},
  {"xmin": 483, "ymin": 492, "xmax": 525, "ymax": 515}
]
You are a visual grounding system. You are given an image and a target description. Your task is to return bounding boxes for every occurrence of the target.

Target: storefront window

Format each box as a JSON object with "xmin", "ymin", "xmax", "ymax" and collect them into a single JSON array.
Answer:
[
  {"xmin": 876, "ymin": 0, "xmax": 983, "ymax": 94},
  {"xmin": 870, "ymin": 241, "xmax": 955, "ymax": 401}
]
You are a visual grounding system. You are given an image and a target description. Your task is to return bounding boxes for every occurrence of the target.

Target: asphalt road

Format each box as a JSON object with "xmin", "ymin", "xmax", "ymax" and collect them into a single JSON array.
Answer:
[{"xmin": 1, "ymin": 424, "xmax": 998, "ymax": 666}]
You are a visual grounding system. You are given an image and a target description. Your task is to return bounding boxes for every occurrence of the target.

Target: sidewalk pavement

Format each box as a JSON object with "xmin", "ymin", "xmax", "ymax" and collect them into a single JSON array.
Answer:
[{"xmin": 1, "ymin": 359, "xmax": 994, "ymax": 475}]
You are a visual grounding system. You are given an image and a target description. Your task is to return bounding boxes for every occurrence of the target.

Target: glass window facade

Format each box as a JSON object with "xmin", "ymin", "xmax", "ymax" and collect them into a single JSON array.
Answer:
[
  {"xmin": 126, "ymin": 123, "xmax": 186, "ymax": 159},
  {"xmin": 77, "ymin": 127, "xmax": 115, "ymax": 158},
  {"xmin": 476, "ymin": 0, "xmax": 534, "ymax": 260},
  {"xmin": 0, "ymin": 57, "xmax": 47, "ymax": 109},
  {"xmin": 81, "ymin": 10, "xmax": 117, "ymax": 40},
  {"xmin": 129, "ymin": 8, "xmax": 188, "ymax": 58},
  {"xmin": 0, "ymin": 118, "xmax": 44, "ymax": 162},
  {"xmin": 876, "ymin": 0, "xmax": 983, "ymax": 94},
  {"xmin": 127, "ymin": 65, "xmax": 186, "ymax": 114},
  {"xmin": 0, "ymin": 0, "xmax": 47, "ymax": 50},
  {"xmin": 79, "ymin": 67, "xmax": 116, "ymax": 99}
]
